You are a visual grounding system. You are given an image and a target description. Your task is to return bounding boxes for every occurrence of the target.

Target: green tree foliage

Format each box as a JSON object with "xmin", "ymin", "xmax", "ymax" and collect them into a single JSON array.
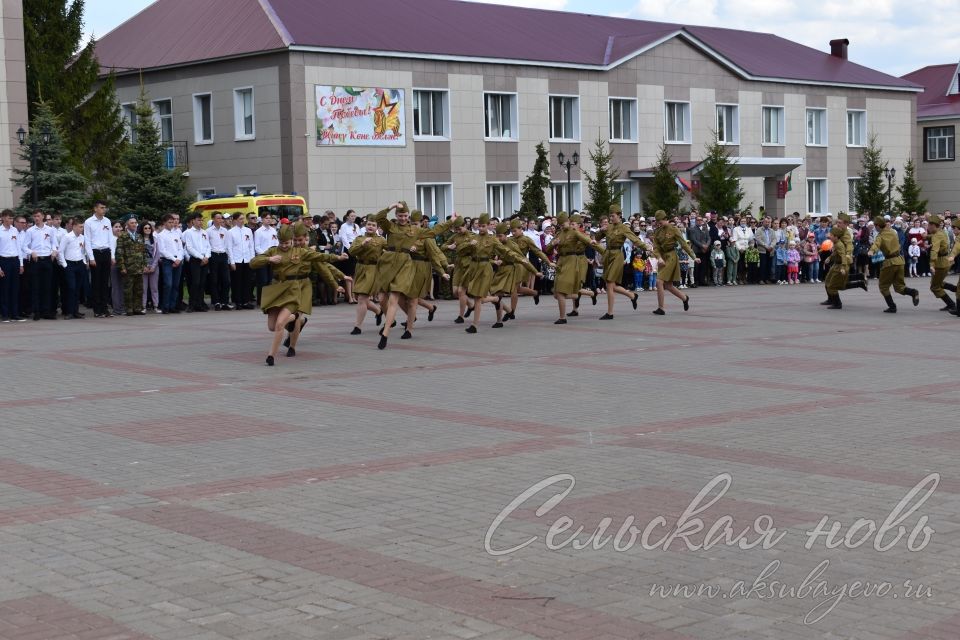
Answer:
[
  {"xmin": 695, "ymin": 135, "xmax": 744, "ymax": 215},
  {"xmin": 855, "ymin": 134, "xmax": 888, "ymax": 216},
  {"xmin": 642, "ymin": 144, "xmax": 682, "ymax": 215},
  {"xmin": 12, "ymin": 102, "xmax": 90, "ymax": 214},
  {"xmin": 24, "ymin": 0, "xmax": 127, "ymax": 188},
  {"xmin": 894, "ymin": 158, "xmax": 928, "ymax": 214},
  {"xmin": 111, "ymin": 92, "xmax": 191, "ymax": 220},
  {"xmin": 519, "ymin": 142, "xmax": 551, "ymax": 218},
  {"xmin": 582, "ymin": 137, "xmax": 622, "ymax": 216}
]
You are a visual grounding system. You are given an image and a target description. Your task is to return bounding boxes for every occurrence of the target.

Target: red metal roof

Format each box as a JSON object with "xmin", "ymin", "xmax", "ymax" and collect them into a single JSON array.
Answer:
[
  {"xmin": 901, "ymin": 64, "xmax": 960, "ymax": 119},
  {"xmin": 94, "ymin": 0, "xmax": 918, "ymax": 91}
]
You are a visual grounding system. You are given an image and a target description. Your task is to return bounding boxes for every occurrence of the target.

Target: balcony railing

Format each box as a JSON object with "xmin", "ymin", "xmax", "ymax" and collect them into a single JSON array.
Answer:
[{"xmin": 163, "ymin": 141, "xmax": 189, "ymax": 171}]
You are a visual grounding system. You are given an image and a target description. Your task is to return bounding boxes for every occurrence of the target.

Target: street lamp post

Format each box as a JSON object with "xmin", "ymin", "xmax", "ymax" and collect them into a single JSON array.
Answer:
[
  {"xmin": 557, "ymin": 150, "xmax": 579, "ymax": 213},
  {"xmin": 883, "ymin": 166, "xmax": 896, "ymax": 215},
  {"xmin": 16, "ymin": 124, "xmax": 53, "ymax": 208}
]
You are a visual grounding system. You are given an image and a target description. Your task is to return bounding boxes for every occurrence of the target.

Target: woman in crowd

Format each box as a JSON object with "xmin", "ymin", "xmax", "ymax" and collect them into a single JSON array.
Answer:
[
  {"xmin": 140, "ymin": 221, "xmax": 161, "ymax": 312},
  {"xmin": 109, "ymin": 220, "xmax": 125, "ymax": 316}
]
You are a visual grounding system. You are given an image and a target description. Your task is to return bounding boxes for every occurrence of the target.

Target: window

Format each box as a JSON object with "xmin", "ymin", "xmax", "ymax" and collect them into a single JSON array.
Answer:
[
  {"xmin": 237, "ymin": 184, "xmax": 258, "ymax": 196},
  {"xmin": 609, "ymin": 99, "xmax": 637, "ymax": 142},
  {"xmin": 234, "ymin": 88, "xmax": 255, "ymax": 140},
  {"xmin": 716, "ymin": 104, "xmax": 739, "ymax": 144},
  {"xmin": 484, "ymin": 93, "xmax": 518, "ymax": 140},
  {"xmin": 549, "ymin": 95, "xmax": 580, "ymax": 141},
  {"xmin": 152, "ymin": 99, "xmax": 173, "ymax": 144},
  {"xmin": 197, "ymin": 188, "xmax": 217, "ymax": 200},
  {"xmin": 615, "ymin": 181, "xmax": 636, "ymax": 216},
  {"xmin": 193, "ymin": 93, "xmax": 213, "ymax": 144},
  {"xmin": 416, "ymin": 184, "xmax": 453, "ymax": 220},
  {"xmin": 846, "ymin": 110, "xmax": 866, "ymax": 147},
  {"xmin": 847, "ymin": 178, "xmax": 861, "ymax": 213},
  {"xmin": 807, "ymin": 179, "xmax": 827, "ymax": 215},
  {"xmin": 664, "ymin": 102, "xmax": 691, "ymax": 143},
  {"xmin": 762, "ymin": 106, "xmax": 785, "ymax": 145},
  {"xmin": 924, "ymin": 126, "xmax": 955, "ymax": 161},
  {"xmin": 550, "ymin": 182, "xmax": 581, "ymax": 214},
  {"xmin": 806, "ymin": 108, "xmax": 827, "ymax": 146},
  {"xmin": 413, "ymin": 90, "xmax": 449, "ymax": 138},
  {"xmin": 486, "ymin": 183, "xmax": 518, "ymax": 218},
  {"xmin": 121, "ymin": 103, "xmax": 138, "ymax": 143}
]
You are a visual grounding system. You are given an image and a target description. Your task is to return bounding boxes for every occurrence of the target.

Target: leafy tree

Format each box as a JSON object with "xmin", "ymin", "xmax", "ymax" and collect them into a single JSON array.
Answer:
[
  {"xmin": 111, "ymin": 92, "xmax": 191, "ymax": 220},
  {"xmin": 894, "ymin": 158, "xmax": 927, "ymax": 215},
  {"xmin": 695, "ymin": 135, "xmax": 744, "ymax": 214},
  {"xmin": 12, "ymin": 101, "xmax": 90, "ymax": 214},
  {"xmin": 24, "ymin": 0, "xmax": 127, "ymax": 187},
  {"xmin": 582, "ymin": 137, "xmax": 622, "ymax": 216},
  {"xmin": 642, "ymin": 144, "xmax": 682, "ymax": 215},
  {"xmin": 519, "ymin": 142, "xmax": 551, "ymax": 218},
  {"xmin": 855, "ymin": 134, "xmax": 888, "ymax": 216}
]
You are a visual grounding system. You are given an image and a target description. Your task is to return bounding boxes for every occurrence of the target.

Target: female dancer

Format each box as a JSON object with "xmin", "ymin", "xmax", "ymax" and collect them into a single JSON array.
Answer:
[
  {"xmin": 544, "ymin": 213, "xmax": 598, "ymax": 324},
  {"xmin": 650, "ymin": 210, "xmax": 699, "ymax": 315},
  {"xmin": 595, "ymin": 204, "xmax": 640, "ymax": 320}
]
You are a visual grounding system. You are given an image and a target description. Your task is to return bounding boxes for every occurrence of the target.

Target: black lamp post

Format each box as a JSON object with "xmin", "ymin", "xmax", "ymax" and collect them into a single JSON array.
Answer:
[
  {"xmin": 883, "ymin": 166, "xmax": 896, "ymax": 215},
  {"xmin": 557, "ymin": 150, "xmax": 579, "ymax": 213},
  {"xmin": 16, "ymin": 124, "xmax": 53, "ymax": 208}
]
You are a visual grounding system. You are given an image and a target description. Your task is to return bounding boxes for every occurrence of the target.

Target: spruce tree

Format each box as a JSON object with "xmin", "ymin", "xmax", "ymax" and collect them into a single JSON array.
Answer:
[
  {"xmin": 582, "ymin": 137, "xmax": 622, "ymax": 216},
  {"xmin": 894, "ymin": 158, "xmax": 927, "ymax": 214},
  {"xmin": 695, "ymin": 135, "xmax": 744, "ymax": 214},
  {"xmin": 643, "ymin": 144, "xmax": 682, "ymax": 215},
  {"xmin": 855, "ymin": 134, "xmax": 888, "ymax": 217},
  {"xmin": 111, "ymin": 92, "xmax": 191, "ymax": 220},
  {"xmin": 12, "ymin": 101, "xmax": 90, "ymax": 214},
  {"xmin": 24, "ymin": 0, "xmax": 127, "ymax": 188},
  {"xmin": 520, "ymin": 142, "xmax": 551, "ymax": 218}
]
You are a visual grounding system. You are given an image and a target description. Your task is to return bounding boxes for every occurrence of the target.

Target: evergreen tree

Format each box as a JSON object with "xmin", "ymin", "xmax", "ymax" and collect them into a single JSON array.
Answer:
[
  {"xmin": 24, "ymin": 0, "xmax": 127, "ymax": 188},
  {"xmin": 111, "ymin": 92, "xmax": 191, "ymax": 220},
  {"xmin": 894, "ymin": 158, "xmax": 927, "ymax": 214},
  {"xmin": 855, "ymin": 134, "xmax": 888, "ymax": 216},
  {"xmin": 695, "ymin": 135, "xmax": 744, "ymax": 214},
  {"xmin": 520, "ymin": 142, "xmax": 551, "ymax": 218},
  {"xmin": 582, "ymin": 137, "xmax": 622, "ymax": 216},
  {"xmin": 642, "ymin": 144, "xmax": 682, "ymax": 215},
  {"xmin": 12, "ymin": 101, "xmax": 90, "ymax": 214}
]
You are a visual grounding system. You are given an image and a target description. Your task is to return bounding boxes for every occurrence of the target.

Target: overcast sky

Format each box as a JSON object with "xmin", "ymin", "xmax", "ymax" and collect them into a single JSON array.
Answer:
[{"xmin": 85, "ymin": 0, "xmax": 958, "ymax": 77}]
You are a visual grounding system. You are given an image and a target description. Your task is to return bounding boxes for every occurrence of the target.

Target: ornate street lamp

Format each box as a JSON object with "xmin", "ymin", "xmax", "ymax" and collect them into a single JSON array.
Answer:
[
  {"xmin": 557, "ymin": 150, "xmax": 579, "ymax": 213},
  {"xmin": 16, "ymin": 124, "xmax": 53, "ymax": 207},
  {"xmin": 883, "ymin": 166, "xmax": 896, "ymax": 215}
]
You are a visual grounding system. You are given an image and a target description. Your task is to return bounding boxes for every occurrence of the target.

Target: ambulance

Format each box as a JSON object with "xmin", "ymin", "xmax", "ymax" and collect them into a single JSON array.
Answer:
[{"xmin": 188, "ymin": 193, "xmax": 309, "ymax": 223}]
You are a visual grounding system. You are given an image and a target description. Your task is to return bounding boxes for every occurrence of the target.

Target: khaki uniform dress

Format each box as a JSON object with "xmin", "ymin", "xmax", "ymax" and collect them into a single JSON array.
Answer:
[
  {"xmin": 928, "ymin": 229, "xmax": 950, "ymax": 297},
  {"xmin": 251, "ymin": 246, "xmax": 339, "ymax": 315},
  {"xmin": 449, "ymin": 231, "xmax": 473, "ymax": 289},
  {"xmin": 596, "ymin": 223, "xmax": 642, "ymax": 283},
  {"xmin": 651, "ymin": 224, "xmax": 695, "ymax": 283},
  {"xmin": 349, "ymin": 234, "xmax": 386, "ymax": 297},
  {"xmin": 868, "ymin": 227, "xmax": 907, "ymax": 296},
  {"xmin": 545, "ymin": 228, "xmax": 594, "ymax": 295},
  {"xmin": 411, "ymin": 238, "xmax": 449, "ymax": 299},
  {"xmin": 490, "ymin": 240, "xmax": 538, "ymax": 294},
  {"xmin": 823, "ymin": 232, "xmax": 848, "ymax": 295},
  {"xmin": 460, "ymin": 234, "xmax": 533, "ymax": 298},
  {"xmin": 374, "ymin": 210, "xmax": 456, "ymax": 298},
  {"xmin": 506, "ymin": 233, "xmax": 551, "ymax": 289}
]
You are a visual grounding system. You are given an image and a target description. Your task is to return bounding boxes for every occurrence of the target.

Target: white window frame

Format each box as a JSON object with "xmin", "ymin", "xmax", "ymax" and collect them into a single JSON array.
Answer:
[
  {"xmin": 715, "ymin": 103, "xmax": 740, "ymax": 145},
  {"xmin": 192, "ymin": 93, "xmax": 214, "ymax": 145},
  {"xmin": 925, "ymin": 125, "xmax": 956, "ymax": 161},
  {"xmin": 846, "ymin": 110, "xmax": 866, "ymax": 147},
  {"xmin": 483, "ymin": 92, "xmax": 519, "ymax": 141},
  {"xmin": 121, "ymin": 102, "xmax": 138, "ymax": 143},
  {"xmin": 609, "ymin": 98, "xmax": 637, "ymax": 143},
  {"xmin": 615, "ymin": 180, "xmax": 639, "ymax": 216},
  {"xmin": 550, "ymin": 181, "xmax": 582, "ymax": 214},
  {"xmin": 485, "ymin": 183, "xmax": 520, "ymax": 219},
  {"xmin": 151, "ymin": 98, "xmax": 174, "ymax": 144},
  {"xmin": 233, "ymin": 87, "xmax": 256, "ymax": 141},
  {"xmin": 761, "ymin": 105, "xmax": 785, "ymax": 146},
  {"xmin": 237, "ymin": 184, "xmax": 258, "ymax": 196},
  {"xmin": 416, "ymin": 183, "xmax": 454, "ymax": 220},
  {"xmin": 806, "ymin": 178, "xmax": 827, "ymax": 215},
  {"xmin": 805, "ymin": 108, "xmax": 827, "ymax": 146},
  {"xmin": 847, "ymin": 177, "xmax": 861, "ymax": 213},
  {"xmin": 664, "ymin": 101, "xmax": 691, "ymax": 144},
  {"xmin": 549, "ymin": 94, "xmax": 581, "ymax": 143},
  {"xmin": 412, "ymin": 88, "xmax": 451, "ymax": 140},
  {"xmin": 197, "ymin": 188, "xmax": 217, "ymax": 200}
]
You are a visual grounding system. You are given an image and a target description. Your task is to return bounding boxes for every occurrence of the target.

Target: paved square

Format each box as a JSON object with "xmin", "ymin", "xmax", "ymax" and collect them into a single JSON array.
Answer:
[{"xmin": 1, "ymin": 282, "xmax": 957, "ymax": 639}]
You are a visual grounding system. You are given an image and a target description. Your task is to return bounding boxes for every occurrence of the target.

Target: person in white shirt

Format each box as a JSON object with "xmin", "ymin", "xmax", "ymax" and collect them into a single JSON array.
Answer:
[
  {"xmin": 206, "ymin": 211, "xmax": 233, "ymax": 309},
  {"xmin": 24, "ymin": 209, "xmax": 59, "ymax": 320},
  {"xmin": 47, "ymin": 213, "xmax": 68, "ymax": 316},
  {"xmin": 228, "ymin": 212, "xmax": 255, "ymax": 308},
  {"xmin": 253, "ymin": 214, "xmax": 278, "ymax": 307},
  {"xmin": 0, "ymin": 208, "xmax": 26, "ymax": 322},
  {"xmin": 83, "ymin": 200, "xmax": 113, "ymax": 317},
  {"xmin": 156, "ymin": 213, "xmax": 185, "ymax": 313},
  {"xmin": 58, "ymin": 216, "xmax": 88, "ymax": 319},
  {"xmin": 338, "ymin": 209, "xmax": 362, "ymax": 303},
  {"xmin": 183, "ymin": 212, "xmax": 212, "ymax": 311},
  {"xmin": 731, "ymin": 219, "xmax": 754, "ymax": 285}
]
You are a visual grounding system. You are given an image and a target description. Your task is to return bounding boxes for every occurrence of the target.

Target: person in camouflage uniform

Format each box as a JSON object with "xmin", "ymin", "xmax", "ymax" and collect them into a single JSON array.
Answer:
[{"xmin": 116, "ymin": 215, "xmax": 148, "ymax": 315}]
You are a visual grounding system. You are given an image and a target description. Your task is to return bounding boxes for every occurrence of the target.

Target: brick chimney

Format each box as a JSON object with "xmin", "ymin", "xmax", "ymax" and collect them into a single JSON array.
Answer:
[{"xmin": 829, "ymin": 38, "xmax": 849, "ymax": 60}]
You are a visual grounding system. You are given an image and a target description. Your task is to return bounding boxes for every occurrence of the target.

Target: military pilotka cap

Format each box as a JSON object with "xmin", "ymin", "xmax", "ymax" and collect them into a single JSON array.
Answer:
[
  {"xmin": 556, "ymin": 212, "xmax": 569, "ymax": 224},
  {"xmin": 571, "ymin": 213, "xmax": 582, "ymax": 223},
  {"xmin": 829, "ymin": 226, "xmax": 844, "ymax": 238},
  {"xmin": 837, "ymin": 212, "xmax": 852, "ymax": 223},
  {"xmin": 278, "ymin": 224, "xmax": 294, "ymax": 242},
  {"xmin": 928, "ymin": 214, "xmax": 942, "ymax": 226},
  {"xmin": 396, "ymin": 201, "xmax": 409, "ymax": 214},
  {"xmin": 365, "ymin": 214, "xmax": 378, "ymax": 223},
  {"xmin": 292, "ymin": 222, "xmax": 308, "ymax": 237},
  {"xmin": 609, "ymin": 203, "xmax": 622, "ymax": 214},
  {"xmin": 654, "ymin": 210, "xmax": 667, "ymax": 221},
  {"xmin": 478, "ymin": 213, "xmax": 491, "ymax": 225},
  {"xmin": 410, "ymin": 210, "xmax": 423, "ymax": 222},
  {"xmin": 495, "ymin": 222, "xmax": 509, "ymax": 235},
  {"xmin": 509, "ymin": 219, "xmax": 522, "ymax": 230},
  {"xmin": 872, "ymin": 215, "xmax": 886, "ymax": 227}
]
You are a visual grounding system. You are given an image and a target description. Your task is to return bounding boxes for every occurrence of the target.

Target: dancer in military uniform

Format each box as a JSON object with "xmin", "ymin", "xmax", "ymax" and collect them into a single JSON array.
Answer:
[
  {"xmin": 867, "ymin": 216, "xmax": 920, "ymax": 313},
  {"xmin": 348, "ymin": 215, "xmax": 386, "ymax": 334},
  {"xmin": 595, "ymin": 204, "xmax": 640, "ymax": 320},
  {"xmin": 544, "ymin": 212, "xmax": 598, "ymax": 324},
  {"xmin": 948, "ymin": 218, "xmax": 960, "ymax": 317},
  {"xmin": 116, "ymin": 215, "xmax": 147, "ymax": 316},
  {"xmin": 925, "ymin": 215, "xmax": 955, "ymax": 312},
  {"xmin": 446, "ymin": 218, "xmax": 475, "ymax": 323},
  {"xmin": 408, "ymin": 210, "xmax": 450, "ymax": 327},
  {"xmin": 822, "ymin": 226, "xmax": 848, "ymax": 309},
  {"xmin": 650, "ymin": 210, "xmax": 698, "ymax": 315},
  {"xmin": 489, "ymin": 222, "xmax": 540, "ymax": 325},
  {"xmin": 502, "ymin": 218, "xmax": 552, "ymax": 320}
]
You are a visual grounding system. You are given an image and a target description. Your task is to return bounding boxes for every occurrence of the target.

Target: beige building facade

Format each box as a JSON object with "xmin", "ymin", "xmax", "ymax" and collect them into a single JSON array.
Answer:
[{"xmin": 0, "ymin": 0, "xmax": 28, "ymax": 208}]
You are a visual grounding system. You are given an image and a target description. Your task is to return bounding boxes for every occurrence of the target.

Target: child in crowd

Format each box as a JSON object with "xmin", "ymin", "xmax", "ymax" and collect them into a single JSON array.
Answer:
[
  {"xmin": 632, "ymin": 248, "xmax": 646, "ymax": 291},
  {"xmin": 786, "ymin": 240, "xmax": 801, "ymax": 284},
  {"xmin": 724, "ymin": 241, "xmax": 740, "ymax": 285},
  {"xmin": 774, "ymin": 241, "xmax": 788, "ymax": 284},
  {"xmin": 711, "ymin": 240, "xmax": 725, "ymax": 286},
  {"xmin": 645, "ymin": 253, "xmax": 658, "ymax": 291},
  {"xmin": 677, "ymin": 246, "xmax": 691, "ymax": 289},
  {"xmin": 745, "ymin": 240, "xmax": 760, "ymax": 284},
  {"xmin": 908, "ymin": 238, "xmax": 920, "ymax": 277},
  {"xmin": 803, "ymin": 235, "xmax": 820, "ymax": 283}
]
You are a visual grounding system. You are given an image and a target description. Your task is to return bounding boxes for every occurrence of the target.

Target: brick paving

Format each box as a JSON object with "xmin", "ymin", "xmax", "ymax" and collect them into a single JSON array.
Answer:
[{"xmin": 0, "ymin": 282, "xmax": 958, "ymax": 639}]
